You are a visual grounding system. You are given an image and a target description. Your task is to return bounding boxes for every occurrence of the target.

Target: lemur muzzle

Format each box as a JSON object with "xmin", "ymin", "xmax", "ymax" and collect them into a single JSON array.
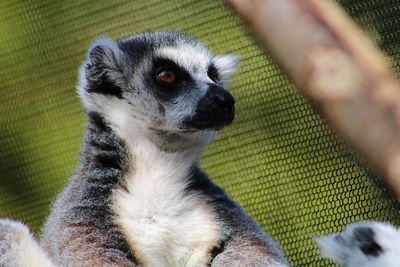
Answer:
[{"xmin": 185, "ymin": 84, "xmax": 235, "ymax": 130}]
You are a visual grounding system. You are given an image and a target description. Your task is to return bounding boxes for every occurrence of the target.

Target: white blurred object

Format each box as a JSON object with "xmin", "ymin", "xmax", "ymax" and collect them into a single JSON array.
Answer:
[{"xmin": 317, "ymin": 221, "xmax": 400, "ymax": 267}]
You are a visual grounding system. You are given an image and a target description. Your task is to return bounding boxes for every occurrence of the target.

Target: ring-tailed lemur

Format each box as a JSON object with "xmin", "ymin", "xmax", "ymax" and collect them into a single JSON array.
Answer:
[
  {"xmin": 317, "ymin": 221, "xmax": 400, "ymax": 267},
  {"xmin": 0, "ymin": 31, "xmax": 289, "ymax": 267}
]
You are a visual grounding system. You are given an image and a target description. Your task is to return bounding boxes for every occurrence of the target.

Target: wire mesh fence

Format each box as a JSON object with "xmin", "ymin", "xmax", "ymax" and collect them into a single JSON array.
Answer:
[{"xmin": 0, "ymin": 0, "xmax": 400, "ymax": 266}]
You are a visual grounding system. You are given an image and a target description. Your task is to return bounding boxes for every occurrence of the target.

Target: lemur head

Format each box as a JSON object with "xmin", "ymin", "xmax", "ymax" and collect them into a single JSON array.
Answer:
[{"xmin": 79, "ymin": 31, "xmax": 238, "ymax": 144}]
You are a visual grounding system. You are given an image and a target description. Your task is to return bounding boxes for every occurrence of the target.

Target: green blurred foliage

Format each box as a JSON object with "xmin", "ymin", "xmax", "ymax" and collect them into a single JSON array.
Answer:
[{"xmin": 0, "ymin": 1, "xmax": 400, "ymax": 266}]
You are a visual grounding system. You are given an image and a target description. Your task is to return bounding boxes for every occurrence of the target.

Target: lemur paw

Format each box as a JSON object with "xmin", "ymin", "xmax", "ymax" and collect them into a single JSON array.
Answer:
[
  {"xmin": 316, "ymin": 221, "xmax": 400, "ymax": 267},
  {"xmin": 0, "ymin": 219, "xmax": 55, "ymax": 267}
]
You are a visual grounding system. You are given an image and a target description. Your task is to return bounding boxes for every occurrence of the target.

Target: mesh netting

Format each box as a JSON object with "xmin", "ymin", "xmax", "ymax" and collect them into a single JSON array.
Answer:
[{"xmin": 1, "ymin": 1, "xmax": 400, "ymax": 266}]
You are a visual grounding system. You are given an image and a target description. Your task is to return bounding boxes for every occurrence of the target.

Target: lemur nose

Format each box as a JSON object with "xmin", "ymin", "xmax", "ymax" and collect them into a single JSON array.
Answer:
[{"xmin": 208, "ymin": 84, "xmax": 235, "ymax": 110}]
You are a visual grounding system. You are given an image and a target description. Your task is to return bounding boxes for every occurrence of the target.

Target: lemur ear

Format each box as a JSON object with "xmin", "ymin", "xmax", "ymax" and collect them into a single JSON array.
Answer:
[
  {"xmin": 87, "ymin": 36, "xmax": 123, "ymax": 73},
  {"xmin": 213, "ymin": 54, "xmax": 240, "ymax": 85},
  {"xmin": 79, "ymin": 36, "xmax": 126, "ymax": 100}
]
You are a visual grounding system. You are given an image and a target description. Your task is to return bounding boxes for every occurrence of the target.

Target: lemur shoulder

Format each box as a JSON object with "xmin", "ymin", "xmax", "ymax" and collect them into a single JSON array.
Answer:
[{"xmin": 0, "ymin": 31, "xmax": 288, "ymax": 267}]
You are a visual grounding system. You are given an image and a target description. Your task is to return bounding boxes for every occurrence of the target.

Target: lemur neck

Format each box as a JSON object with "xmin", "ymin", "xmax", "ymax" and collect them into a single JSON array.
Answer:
[
  {"xmin": 147, "ymin": 128, "xmax": 210, "ymax": 154},
  {"xmin": 84, "ymin": 112, "xmax": 203, "ymax": 193},
  {"xmin": 105, "ymin": 118, "xmax": 207, "ymax": 168}
]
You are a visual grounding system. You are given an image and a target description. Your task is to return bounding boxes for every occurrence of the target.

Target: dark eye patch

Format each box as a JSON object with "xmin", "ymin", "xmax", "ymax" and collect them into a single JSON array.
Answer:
[
  {"xmin": 152, "ymin": 57, "xmax": 191, "ymax": 83},
  {"xmin": 207, "ymin": 64, "xmax": 219, "ymax": 83},
  {"xmin": 151, "ymin": 57, "xmax": 193, "ymax": 102}
]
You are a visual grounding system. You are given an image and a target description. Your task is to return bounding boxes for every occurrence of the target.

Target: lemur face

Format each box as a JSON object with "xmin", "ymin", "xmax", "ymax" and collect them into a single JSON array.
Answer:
[{"xmin": 79, "ymin": 32, "xmax": 238, "ymax": 134}]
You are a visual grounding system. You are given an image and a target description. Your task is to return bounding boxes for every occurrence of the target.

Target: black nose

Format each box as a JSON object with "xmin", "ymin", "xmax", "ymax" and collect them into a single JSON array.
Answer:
[
  {"xmin": 182, "ymin": 84, "xmax": 235, "ymax": 130},
  {"xmin": 207, "ymin": 84, "xmax": 235, "ymax": 111}
]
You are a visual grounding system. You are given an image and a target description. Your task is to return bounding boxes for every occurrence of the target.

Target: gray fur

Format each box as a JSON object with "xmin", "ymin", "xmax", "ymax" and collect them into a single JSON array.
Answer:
[{"xmin": 40, "ymin": 112, "xmax": 137, "ymax": 266}]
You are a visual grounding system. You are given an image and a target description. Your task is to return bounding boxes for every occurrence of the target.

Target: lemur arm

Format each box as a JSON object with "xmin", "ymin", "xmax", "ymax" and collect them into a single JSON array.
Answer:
[
  {"xmin": 41, "ymin": 221, "xmax": 139, "ymax": 267},
  {"xmin": 211, "ymin": 234, "xmax": 289, "ymax": 267},
  {"xmin": 209, "ymin": 205, "xmax": 289, "ymax": 267},
  {"xmin": 189, "ymin": 168, "xmax": 289, "ymax": 267},
  {"xmin": 0, "ymin": 219, "xmax": 55, "ymax": 267}
]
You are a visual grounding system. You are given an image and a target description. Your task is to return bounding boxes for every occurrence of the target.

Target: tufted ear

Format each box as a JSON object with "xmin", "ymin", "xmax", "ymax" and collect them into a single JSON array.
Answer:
[
  {"xmin": 78, "ymin": 36, "xmax": 126, "ymax": 101},
  {"xmin": 213, "ymin": 54, "xmax": 240, "ymax": 86}
]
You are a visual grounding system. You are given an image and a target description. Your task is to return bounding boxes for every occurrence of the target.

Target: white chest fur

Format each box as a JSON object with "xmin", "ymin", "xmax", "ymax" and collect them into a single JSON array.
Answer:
[{"xmin": 112, "ymin": 139, "xmax": 221, "ymax": 267}]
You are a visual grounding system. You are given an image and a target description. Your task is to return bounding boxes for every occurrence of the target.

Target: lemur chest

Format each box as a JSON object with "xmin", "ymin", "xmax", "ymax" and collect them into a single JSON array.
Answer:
[{"xmin": 112, "ymin": 151, "xmax": 221, "ymax": 267}]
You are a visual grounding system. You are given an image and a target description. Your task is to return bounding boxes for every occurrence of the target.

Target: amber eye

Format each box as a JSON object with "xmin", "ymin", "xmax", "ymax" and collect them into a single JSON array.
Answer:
[{"xmin": 157, "ymin": 70, "xmax": 177, "ymax": 84}]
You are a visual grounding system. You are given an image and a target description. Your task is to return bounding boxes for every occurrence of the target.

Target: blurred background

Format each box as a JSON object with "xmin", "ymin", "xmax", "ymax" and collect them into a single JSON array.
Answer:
[{"xmin": 1, "ymin": 0, "xmax": 400, "ymax": 266}]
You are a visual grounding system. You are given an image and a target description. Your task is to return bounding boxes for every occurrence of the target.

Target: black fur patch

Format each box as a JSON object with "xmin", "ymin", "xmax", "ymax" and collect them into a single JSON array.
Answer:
[
  {"xmin": 207, "ymin": 64, "xmax": 219, "ymax": 83},
  {"xmin": 353, "ymin": 227, "xmax": 383, "ymax": 257},
  {"xmin": 158, "ymin": 103, "xmax": 166, "ymax": 116},
  {"xmin": 85, "ymin": 45, "xmax": 124, "ymax": 99},
  {"xmin": 209, "ymin": 238, "xmax": 227, "ymax": 265},
  {"xmin": 93, "ymin": 150, "xmax": 123, "ymax": 170},
  {"xmin": 87, "ymin": 74, "xmax": 123, "ymax": 99},
  {"xmin": 88, "ymin": 111, "xmax": 109, "ymax": 131}
]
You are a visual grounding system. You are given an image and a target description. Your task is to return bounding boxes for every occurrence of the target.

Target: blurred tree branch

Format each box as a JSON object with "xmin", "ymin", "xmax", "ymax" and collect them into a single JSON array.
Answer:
[{"xmin": 226, "ymin": 0, "xmax": 400, "ymax": 199}]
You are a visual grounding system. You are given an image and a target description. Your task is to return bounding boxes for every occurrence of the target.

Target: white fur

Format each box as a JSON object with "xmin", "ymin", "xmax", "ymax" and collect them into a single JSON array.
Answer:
[
  {"xmin": 109, "ymin": 109, "xmax": 221, "ymax": 267},
  {"xmin": 156, "ymin": 43, "xmax": 211, "ymax": 77},
  {"xmin": 0, "ymin": 219, "xmax": 55, "ymax": 267},
  {"xmin": 213, "ymin": 55, "xmax": 240, "ymax": 86},
  {"xmin": 317, "ymin": 221, "xmax": 400, "ymax": 267}
]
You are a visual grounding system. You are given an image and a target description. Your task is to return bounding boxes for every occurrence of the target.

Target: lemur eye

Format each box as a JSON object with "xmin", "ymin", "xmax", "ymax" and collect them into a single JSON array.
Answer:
[
  {"xmin": 207, "ymin": 64, "xmax": 219, "ymax": 83},
  {"xmin": 157, "ymin": 70, "xmax": 177, "ymax": 84}
]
